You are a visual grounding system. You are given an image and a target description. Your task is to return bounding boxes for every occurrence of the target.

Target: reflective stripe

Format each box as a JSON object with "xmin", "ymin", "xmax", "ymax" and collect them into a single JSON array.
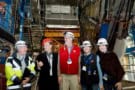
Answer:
[
  {"xmin": 31, "ymin": 71, "xmax": 36, "ymax": 75},
  {"xmin": 29, "ymin": 57, "xmax": 32, "ymax": 61},
  {"xmin": 13, "ymin": 60, "xmax": 21, "ymax": 69},
  {"xmin": 7, "ymin": 83, "xmax": 31, "ymax": 89},
  {"xmin": 13, "ymin": 68, "xmax": 20, "ymax": 70},
  {"xmin": 7, "ymin": 57, "xmax": 13, "ymax": 59},
  {"xmin": 28, "ymin": 59, "xmax": 31, "ymax": 66},
  {"xmin": 11, "ymin": 75, "xmax": 17, "ymax": 81},
  {"xmin": 31, "ymin": 62, "xmax": 35, "ymax": 66}
]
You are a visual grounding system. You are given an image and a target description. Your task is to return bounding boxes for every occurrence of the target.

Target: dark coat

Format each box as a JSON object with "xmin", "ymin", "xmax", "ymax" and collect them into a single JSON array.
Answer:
[
  {"xmin": 35, "ymin": 52, "xmax": 59, "ymax": 90},
  {"xmin": 80, "ymin": 53, "xmax": 99, "ymax": 86},
  {"xmin": 98, "ymin": 51, "xmax": 125, "ymax": 83}
]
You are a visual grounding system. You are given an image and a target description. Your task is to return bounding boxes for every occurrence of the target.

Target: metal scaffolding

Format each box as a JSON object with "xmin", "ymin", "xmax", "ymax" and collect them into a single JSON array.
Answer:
[{"xmin": 12, "ymin": 0, "xmax": 45, "ymax": 50}]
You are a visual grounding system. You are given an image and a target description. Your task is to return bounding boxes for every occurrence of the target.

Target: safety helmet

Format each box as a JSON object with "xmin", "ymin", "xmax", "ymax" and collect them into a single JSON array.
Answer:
[
  {"xmin": 15, "ymin": 40, "xmax": 27, "ymax": 48},
  {"xmin": 42, "ymin": 38, "xmax": 52, "ymax": 46},
  {"xmin": 97, "ymin": 38, "xmax": 108, "ymax": 46},
  {"xmin": 64, "ymin": 32, "xmax": 74, "ymax": 39},
  {"xmin": 81, "ymin": 40, "xmax": 92, "ymax": 47}
]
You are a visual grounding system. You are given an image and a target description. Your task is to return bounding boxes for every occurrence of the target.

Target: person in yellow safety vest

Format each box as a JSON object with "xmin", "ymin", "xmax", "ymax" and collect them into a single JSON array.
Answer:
[{"xmin": 5, "ymin": 40, "xmax": 35, "ymax": 90}]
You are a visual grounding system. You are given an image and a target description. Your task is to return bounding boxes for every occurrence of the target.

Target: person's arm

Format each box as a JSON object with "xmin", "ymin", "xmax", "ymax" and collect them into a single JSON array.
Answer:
[
  {"xmin": 113, "ymin": 53, "xmax": 125, "ymax": 90},
  {"xmin": 78, "ymin": 55, "xmax": 81, "ymax": 83},
  {"xmin": 78, "ymin": 47, "xmax": 81, "ymax": 76},
  {"xmin": 35, "ymin": 54, "xmax": 44, "ymax": 71},
  {"xmin": 58, "ymin": 54, "xmax": 61, "ymax": 76},
  {"xmin": 78, "ymin": 55, "xmax": 81, "ymax": 75},
  {"xmin": 58, "ymin": 53, "xmax": 63, "ymax": 84},
  {"xmin": 22, "ymin": 57, "xmax": 36, "ymax": 85},
  {"xmin": 78, "ymin": 47, "xmax": 81, "ymax": 83},
  {"xmin": 96, "ymin": 55, "xmax": 104, "ymax": 89}
]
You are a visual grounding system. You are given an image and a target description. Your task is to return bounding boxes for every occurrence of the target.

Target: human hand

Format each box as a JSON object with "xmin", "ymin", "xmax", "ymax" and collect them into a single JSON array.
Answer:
[
  {"xmin": 58, "ymin": 76, "xmax": 62, "ymax": 84},
  {"xmin": 22, "ymin": 77, "xmax": 30, "ymax": 85},
  {"xmin": 115, "ymin": 82, "xmax": 122, "ymax": 90},
  {"xmin": 37, "ymin": 61, "xmax": 44, "ymax": 67},
  {"xmin": 78, "ymin": 75, "xmax": 80, "ymax": 84},
  {"xmin": 100, "ymin": 85, "xmax": 104, "ymax": 90}
]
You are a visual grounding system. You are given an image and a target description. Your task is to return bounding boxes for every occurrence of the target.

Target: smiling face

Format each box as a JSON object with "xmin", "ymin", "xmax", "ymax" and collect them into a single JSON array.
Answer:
[
  {"xmin": 43, "ymin": 42, "xmax": 52, "ymax": 53},
  {"xmin": 98, "ymin": 45, "xmax": 107, "ymax": 53},
  {"xmin": 64, "ymin": 36, "xmax": 73, "ymax": 46},
  {"xmin": 83, "ymin": 46, "xmax": 92, "ymax": 54}
]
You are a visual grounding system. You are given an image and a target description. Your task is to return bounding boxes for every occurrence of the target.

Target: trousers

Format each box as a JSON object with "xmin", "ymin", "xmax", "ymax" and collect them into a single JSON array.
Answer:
[{"xmin": 60, "ymin": 74, "xmax": 79, "ymax": 90}]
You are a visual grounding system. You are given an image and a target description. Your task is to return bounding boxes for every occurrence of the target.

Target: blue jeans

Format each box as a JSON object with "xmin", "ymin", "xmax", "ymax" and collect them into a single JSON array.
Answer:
[{"xmin": 82, "ymin": 84, "xmax": 100, "ymax": 90}]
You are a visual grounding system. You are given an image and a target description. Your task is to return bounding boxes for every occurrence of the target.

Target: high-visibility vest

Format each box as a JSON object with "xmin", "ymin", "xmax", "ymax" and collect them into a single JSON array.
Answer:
[{"xmin": 5, "ymin": 54, "xmax": 35, "ymax": 86}]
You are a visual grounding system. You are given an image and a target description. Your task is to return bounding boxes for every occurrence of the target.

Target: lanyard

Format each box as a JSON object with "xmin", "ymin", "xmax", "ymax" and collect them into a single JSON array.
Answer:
[
  {"xmin": 83, "ymin": 54, "xmax": 93, "ymax": 65},
  {"xmin": 83, "ymin": 54, "xmax": 93, "ymax": 73}
]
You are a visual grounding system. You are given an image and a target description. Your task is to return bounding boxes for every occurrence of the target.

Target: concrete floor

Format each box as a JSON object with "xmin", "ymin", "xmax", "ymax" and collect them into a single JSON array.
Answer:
[{"xmin": 123, "ymin": 81, "xmax": 135, "ymax": 90}]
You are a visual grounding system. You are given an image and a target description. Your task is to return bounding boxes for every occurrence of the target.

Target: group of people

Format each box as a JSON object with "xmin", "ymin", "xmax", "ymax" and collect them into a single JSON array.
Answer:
[{"xmin": 5, "ymin": 31, "xmax": 125, "ymax": 90}]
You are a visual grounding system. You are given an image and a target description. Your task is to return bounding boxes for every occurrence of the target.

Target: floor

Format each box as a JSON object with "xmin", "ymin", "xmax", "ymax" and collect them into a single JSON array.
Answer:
[{"xmin": 123, "ymin": 81, "xmax": 135, "ymax": 90}]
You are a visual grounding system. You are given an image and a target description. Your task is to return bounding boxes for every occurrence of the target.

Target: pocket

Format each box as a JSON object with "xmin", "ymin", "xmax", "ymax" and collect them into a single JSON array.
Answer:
[{"xmin": 103, "ymin": 75, "xmax": 116, "ymax": 85}]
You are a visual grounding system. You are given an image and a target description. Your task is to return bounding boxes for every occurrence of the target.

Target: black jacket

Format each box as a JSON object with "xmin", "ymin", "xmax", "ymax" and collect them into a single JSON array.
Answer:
[
  {"xmin": 35, "ymin": 52, "xmax": 59, "ymax": 89},
  {"xmin": 81, "ymin": 54, "xmax": 99, "ymax": 86}
]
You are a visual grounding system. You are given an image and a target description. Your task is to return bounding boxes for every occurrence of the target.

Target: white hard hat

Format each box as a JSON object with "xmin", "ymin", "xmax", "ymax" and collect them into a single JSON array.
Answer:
[
  {"xmin": 64, "ymin": 32, "xmax": 74, "ymax": 39},
  {"xmin": 97, "ymin": 38, "xmax": 108, "ymax": 46},
  {"xmin": 15, "ymin": 40, "xmax": 27, "ymax": 48},
  {"xmin": 81, "ymin": 40, "xmax": 92, "ymax": 47}
]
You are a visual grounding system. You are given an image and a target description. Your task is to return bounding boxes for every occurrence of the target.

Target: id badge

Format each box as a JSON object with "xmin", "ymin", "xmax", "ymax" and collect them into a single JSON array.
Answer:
[
  {"xmin": 103, "ymin": 74, "xmax": 108, "ymax": 81},
  {"xmin": 67, "ymin": 58, "xmax": 72, "ymax": 64},
  {"xmin": 82, "ymin": 66, "xmax": 86, "ymax": 71}
]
